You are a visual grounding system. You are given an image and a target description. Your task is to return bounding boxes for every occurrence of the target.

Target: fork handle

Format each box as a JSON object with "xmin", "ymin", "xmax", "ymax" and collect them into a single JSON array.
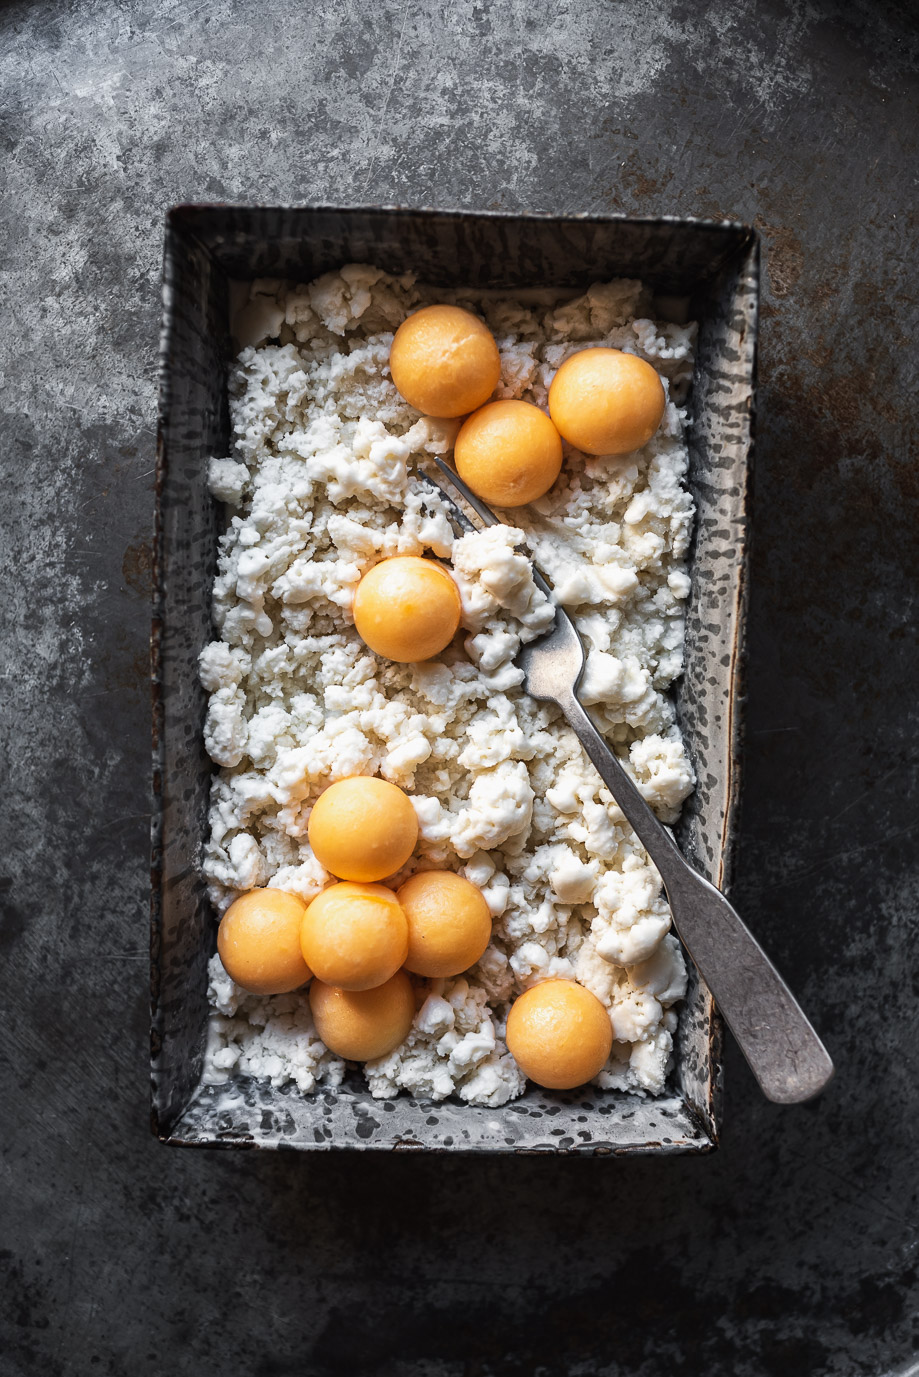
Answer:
[{"xmin": 559, "ymin": 691, "xmax": 835, "ymax": 1104}]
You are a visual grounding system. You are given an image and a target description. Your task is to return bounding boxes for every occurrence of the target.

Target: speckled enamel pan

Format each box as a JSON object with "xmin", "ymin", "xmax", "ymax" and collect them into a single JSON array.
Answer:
[{"xmin": 152, "ymin": 206, "xmax": 757, "ymax": 1155}]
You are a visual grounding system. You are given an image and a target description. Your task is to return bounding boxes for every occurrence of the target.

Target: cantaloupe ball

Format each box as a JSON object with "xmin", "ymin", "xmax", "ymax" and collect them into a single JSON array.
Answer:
[
  {"xmin": 352, "ymin": 556, "xmax": 461, "ymax": 664},
  {"xmin": 310, "ymin": 971, "xmax": 416, "ymax": 1061},
  {"xmin": 308, "ymin": 776, "xmax": 418, "ymax": 882},
  {"xmin": 548, "ymin": 348, "xmax": 666, "ymax": 456},
  {"xmin": 397, "ymin": 870, "xmax": 492, "ymax": 978},
  {"xmin": 506, "ymin": 979, "xmax": 613, "ymax": 1090},
  {"xmin": 217, "ymin": 889, "xmax": 312, "ymax": 995},
  {"xmin": 389, "ymin": 304, "xmax": 501, "ymax": 418},
  {"xmin": 453, "ymin": 399, "xmax": 563, "ymax": 507},
  {"xmin": 300, "ymin": 881, "xmax": 409, "ymax": 991}
]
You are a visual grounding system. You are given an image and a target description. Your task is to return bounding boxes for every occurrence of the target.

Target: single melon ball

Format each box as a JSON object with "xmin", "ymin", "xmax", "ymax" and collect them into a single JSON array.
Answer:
[
  {"xmin": 352, "ymin": 556, "xmax": 461, "ymax": 663},
  {"xmin": 506, "ymin": 980, "xmax": 613, "ymax": 1090},
  {"xmin": 308, "ymin": 776, "xmax": 419, "ymax": 882},
  {"xmin": 310, "ymin": 971, "xmax": 416, "ymax": 1061},
  {"xmin": 217, "ymin": 889, "xmax": 312, "ymax": 996},
  {"xmin": 389, "ymin": 304, "xmax": 501, "ymax": 418},
  {"xmin": 548, "ymin": 348, "xmax": 665, "ymax": 456},
  {"xmin": 300, "ymin": 881, "xmax": 409, "ymax": 991},
  {"xmin": 453, "ymin": 399, "xmax": 563, "ymax": 507},
  {"xmin": 397, "ymin": 870, "xmax": 492, "ymax": 977}
]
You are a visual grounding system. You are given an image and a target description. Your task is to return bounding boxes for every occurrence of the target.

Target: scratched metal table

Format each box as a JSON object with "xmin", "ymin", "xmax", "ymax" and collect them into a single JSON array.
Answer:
[{"xmin": 1, "ymin": 2, "xmax": 917, "ymax": 1373}]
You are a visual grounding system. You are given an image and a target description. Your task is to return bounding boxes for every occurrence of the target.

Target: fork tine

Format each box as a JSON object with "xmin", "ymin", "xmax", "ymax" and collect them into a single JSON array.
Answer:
[
  {"xmin": 433, "ymin": 457, "xmax": 501, "ymax": 529},
  {"xmin": 416, "ymin": 471, "xmax": 478, "ymax": 534},
  {"xmin": 431, "ymin": 458, "xmax": 557, "ymax": 601}
]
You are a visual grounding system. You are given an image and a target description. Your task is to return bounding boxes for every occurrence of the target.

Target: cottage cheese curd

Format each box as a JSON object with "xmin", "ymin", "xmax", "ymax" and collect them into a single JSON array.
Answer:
[{"xmin": 200, "ymin": 265, "xmax": 697, "ymax": 1106}]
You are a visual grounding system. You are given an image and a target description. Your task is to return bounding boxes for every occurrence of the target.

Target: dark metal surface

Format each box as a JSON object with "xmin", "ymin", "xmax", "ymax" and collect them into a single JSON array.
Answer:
[
  {"xmin": 2, "ymin": 0, "xmax": 918, "ymax": 1372},
  {"xmin": 155, "ymin": 206, "xmax": 755, "ymax": 1152}
]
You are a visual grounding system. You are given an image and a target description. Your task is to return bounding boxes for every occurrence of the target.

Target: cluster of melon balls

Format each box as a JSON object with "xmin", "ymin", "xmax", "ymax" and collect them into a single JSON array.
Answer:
[
  {"xmin": 218, "ymin": 775, "xmax": 612, "ymax": 1089},
  {"xmin": 219, "ymin": 776, "xmax": 494, "ymax": 1062},
  {"xmin": 216, "ymin": 302, "xmax": 668, "ymax": 1091}
]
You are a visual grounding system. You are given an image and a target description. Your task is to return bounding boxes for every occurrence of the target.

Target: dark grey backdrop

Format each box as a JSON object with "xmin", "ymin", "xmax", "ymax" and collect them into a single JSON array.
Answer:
[{"xmin": 2, "ymin": 1, "xmax": 917, "ymax": 1373}]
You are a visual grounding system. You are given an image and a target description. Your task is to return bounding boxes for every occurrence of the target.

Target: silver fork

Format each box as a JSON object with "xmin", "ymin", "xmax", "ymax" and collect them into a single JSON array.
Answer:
[{"xmin": 423, "ymin": 457, "xmax": 834, "ymax": 1105}]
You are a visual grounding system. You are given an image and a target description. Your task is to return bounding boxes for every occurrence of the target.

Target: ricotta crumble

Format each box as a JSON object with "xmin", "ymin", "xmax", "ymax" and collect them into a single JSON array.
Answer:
[{"xmin": 200, "ymin": 265, "xmax": 697, "ymax": 1106}]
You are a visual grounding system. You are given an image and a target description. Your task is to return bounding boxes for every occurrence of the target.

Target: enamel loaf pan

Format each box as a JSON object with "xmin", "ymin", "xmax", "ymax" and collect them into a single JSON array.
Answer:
[{"xmin": 152, "ymin": 206, "xmax": 757, "ymax": 1154}]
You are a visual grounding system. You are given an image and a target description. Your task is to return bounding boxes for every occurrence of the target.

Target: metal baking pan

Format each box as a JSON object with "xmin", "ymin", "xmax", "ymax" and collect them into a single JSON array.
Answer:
[{"xmin": 152, "ymin": 205, "xmax": 757, "ymax": 1154}]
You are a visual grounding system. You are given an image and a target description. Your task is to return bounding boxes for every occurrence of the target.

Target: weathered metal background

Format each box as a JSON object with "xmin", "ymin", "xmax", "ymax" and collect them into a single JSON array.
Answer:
[{"xmin": 2, "ymin": 0, "xmax": 917, "ymax": 1371}]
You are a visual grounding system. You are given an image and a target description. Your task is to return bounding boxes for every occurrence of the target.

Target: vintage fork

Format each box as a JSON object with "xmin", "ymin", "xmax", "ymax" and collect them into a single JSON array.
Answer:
[{"xmin": 421, "ymin": 458, "xmax": 834, "ymax": 1105}]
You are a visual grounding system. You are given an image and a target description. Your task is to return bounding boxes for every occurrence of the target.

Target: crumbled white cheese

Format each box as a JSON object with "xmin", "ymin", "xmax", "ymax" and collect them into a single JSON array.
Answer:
[
  {"xmin": 208, "ymin": 457, "xmax": 250, "ymax": 506},
  {"xmin": 204, "ymin": 953, "xmax": 344, "ymax": 1094},
  {"xmin": 364, "ymin": 977, "xmax": 525, "ymax": 1107},
  {"xmin": 201, "ymin": 265, "xmax": 697, "ymax": 1105}
]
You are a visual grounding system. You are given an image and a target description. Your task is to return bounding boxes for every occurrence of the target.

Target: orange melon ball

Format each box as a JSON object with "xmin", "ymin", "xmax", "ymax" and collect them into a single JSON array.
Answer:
[
  {"xmin": 352, "ymin": 556, "xmax": 461, "ymax": 663},
  {"xmin": 453, "ymin": 399, "xmax": 563, "ymax": 507},
  {"xmin": 397, "ymin": 870, "xmax": 492, "ymax": 978},
  {"xmin": 308, "ymin": 776, "xmax": 419, "ymax": 882},
  {"xmin": 506, "ymin": 980, "xmax": 613, "ymax": 1090},
  {"xmin": 548, "ymin": 348, "xmax": 665, "ymax": 456},
  {"xmin": 217, "ymin": 889, "xmax": 312, "ymax": 995},
  {"xmin": 389, "ymin": 304, "xmax": 501, "ymax": 418},
  {"xmin": 310, "ymin": 971, "xmax": 416, "ymax": 1061},
  {"xmin": 299, "ymin": 881, "xmax": 409, "ymax": 991}
]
